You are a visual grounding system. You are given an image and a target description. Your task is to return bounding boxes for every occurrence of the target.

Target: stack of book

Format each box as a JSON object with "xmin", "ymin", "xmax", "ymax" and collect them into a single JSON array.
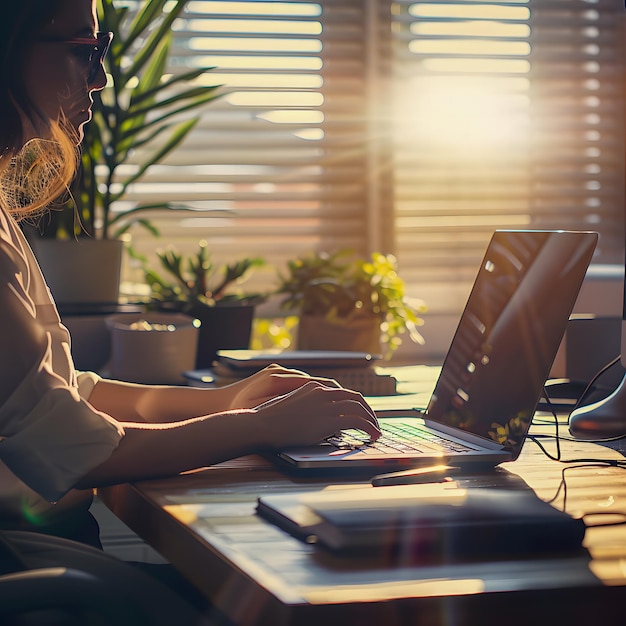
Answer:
[{"xmin": 183, "ymin": 349, "xmax": 398, "ymax": 396}]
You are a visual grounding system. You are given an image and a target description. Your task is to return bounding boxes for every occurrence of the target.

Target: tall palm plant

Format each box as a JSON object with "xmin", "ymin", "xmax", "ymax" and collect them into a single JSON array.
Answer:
[{"xmin": 37, "ymin": 0, "xmax": 220, "ymax": 239}]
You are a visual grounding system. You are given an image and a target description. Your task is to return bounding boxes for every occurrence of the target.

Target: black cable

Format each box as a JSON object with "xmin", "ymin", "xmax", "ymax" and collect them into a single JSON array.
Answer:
[
  {"xmin": 568, "ymin": 354, "xmax": 622, "ymax": 416},
  {"xmin": 544, "ymin": 465, "xmax": 569, "ymax": 507},
  {"xmin": 531, "ymin": 431, "xmax": 626, "ymax": 444},
  {"xmin": 531, "ymin": 354, "xmax": 626, "ymax": 453},
  {"xmin": 524, "ymin": 368, "xmax": 626, "ymax": 527},
  {"xmin": 543, "ymin": 464, "xmax": 626, "ymax": 528},
  {"xmin": 530, "ymin": 381, "xmax": 626, "ymax": 465},
  {"xmin": 530, "ymin": 391, "xmax": 561, "ymax": 460}
]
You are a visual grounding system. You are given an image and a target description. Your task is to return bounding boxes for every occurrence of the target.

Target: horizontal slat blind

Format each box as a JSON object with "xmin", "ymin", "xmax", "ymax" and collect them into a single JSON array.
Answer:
[
  {"xmin": 120, "ymin": 0, "xmax": 375, "ymax": 297},
  {"xmin": 390, "ymin": 0, "xmax": 625, "ymax": 313},
  {"xmin": 118, "ymin": 0, "xmax": 625, "ymax": 319}
]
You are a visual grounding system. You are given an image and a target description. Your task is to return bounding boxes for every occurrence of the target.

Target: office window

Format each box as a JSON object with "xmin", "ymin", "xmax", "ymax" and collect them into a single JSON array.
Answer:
[
  {"xmin": 391, "ymin": 0, "xmax": 625, "ymax": 313},
  {"xmin": 121, "ymin": 0, "xmax": 376, "ymax": 298},
  {"xmin": 120, "ymin": 0, "xmax": 625, "ymax": 320}
]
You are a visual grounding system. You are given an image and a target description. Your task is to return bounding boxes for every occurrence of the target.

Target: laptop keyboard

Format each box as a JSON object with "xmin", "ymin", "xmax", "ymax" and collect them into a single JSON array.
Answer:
[{"xmin": 326, "ymin": 421, "xmax": 474, "ymax": 455}]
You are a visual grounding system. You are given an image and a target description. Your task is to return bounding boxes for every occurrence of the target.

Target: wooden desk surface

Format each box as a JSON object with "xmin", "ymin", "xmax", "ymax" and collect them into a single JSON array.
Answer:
[{"xmin": 99, "ymin": 368, "xmax": 626, "ymax": 625}]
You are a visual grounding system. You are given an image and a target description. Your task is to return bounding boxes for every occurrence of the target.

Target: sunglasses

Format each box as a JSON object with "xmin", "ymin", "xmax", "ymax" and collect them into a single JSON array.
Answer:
[{"xmin": 39, "ymin": 31, "xmax": 113, "ymax": 84}]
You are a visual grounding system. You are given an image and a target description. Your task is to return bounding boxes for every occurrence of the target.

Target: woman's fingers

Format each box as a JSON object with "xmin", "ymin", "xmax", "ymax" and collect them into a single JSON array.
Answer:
[
  {"xmin": 332, "ymin": 398, "xmax": 381, "ymax": 439},
  {"xmin": 255, "ymin": 380, "xmax": 380, "ymax": 447},
  {"xmin": 265, "ymin": 364, "xmax": 341, "ymax": 389},
  {"xmin": 229, "ymin": 364, "xmax": 338, "ymax": 410}
]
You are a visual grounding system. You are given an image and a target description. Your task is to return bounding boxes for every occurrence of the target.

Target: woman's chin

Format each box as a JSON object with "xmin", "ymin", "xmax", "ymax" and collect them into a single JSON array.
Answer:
[
  {"xmin": 71, "ymin": 120, "xmax": 90, "ymax": 145},
  {"xmin": 72, "ymin": 111, "xmax": 93, "ymax": 144},
  {"xmin": 74, "ymin": 125, "xmax": 86, "ymax": 144}
]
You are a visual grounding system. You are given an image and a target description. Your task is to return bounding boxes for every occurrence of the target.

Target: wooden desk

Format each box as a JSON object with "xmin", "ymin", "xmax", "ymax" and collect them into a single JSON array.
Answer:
[
  {"xmin": 100, "ymin": 442, "xmax": 626, "ymax": 625},
  {"xmin": 99, "ymin": 369, "xmax": 626, "ymax": 625}
]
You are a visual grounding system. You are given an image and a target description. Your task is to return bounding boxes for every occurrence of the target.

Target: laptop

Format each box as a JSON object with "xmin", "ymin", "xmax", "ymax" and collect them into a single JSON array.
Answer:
[{"xmin": 274, "ymin": 230, "xmax": 598, "ymax": 472}]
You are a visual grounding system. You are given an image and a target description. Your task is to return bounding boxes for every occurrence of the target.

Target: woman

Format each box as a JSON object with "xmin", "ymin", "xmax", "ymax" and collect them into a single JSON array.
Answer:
[{"xmin": 0, "ymin": 0, "xmax": 380, "ymax": 541}]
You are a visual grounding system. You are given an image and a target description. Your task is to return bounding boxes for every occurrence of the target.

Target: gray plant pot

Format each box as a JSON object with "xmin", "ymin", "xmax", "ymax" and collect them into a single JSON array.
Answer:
[
  {"xmin": 106, "ymin": 312, "xmax": 199, "ymax": 384},
  {"xmin": 31, "ymin": 238, "xmax": 123, "ymax": 306}
]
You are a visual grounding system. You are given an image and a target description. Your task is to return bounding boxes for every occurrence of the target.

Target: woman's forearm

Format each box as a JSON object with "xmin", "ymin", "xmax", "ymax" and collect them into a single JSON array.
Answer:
[
  {"xmin": 88, "ymin": 379, "xmax": 233, "ymax": 423},
  {"xmin": 75, "ymin": 409, "xmax": 263, "ymax": 488},
  {"xmin": 88, "ymin": 365, "xmax": 344, "ymax": 423},
  {"xmin": 77, "ymin": 379, "xmax": 380, "ymax": 489}
]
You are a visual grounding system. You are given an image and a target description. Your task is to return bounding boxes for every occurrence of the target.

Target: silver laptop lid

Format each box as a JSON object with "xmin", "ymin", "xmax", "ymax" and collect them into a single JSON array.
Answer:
[{"xmin": 426, "ymin": 230, "xmax": 597, "ymax": 461}]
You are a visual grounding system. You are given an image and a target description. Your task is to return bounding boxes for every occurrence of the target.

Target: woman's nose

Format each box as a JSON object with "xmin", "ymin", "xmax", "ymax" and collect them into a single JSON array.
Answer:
[{"xmin": 89, "ymin": 61, "xmax": 107, "ymax": 92}]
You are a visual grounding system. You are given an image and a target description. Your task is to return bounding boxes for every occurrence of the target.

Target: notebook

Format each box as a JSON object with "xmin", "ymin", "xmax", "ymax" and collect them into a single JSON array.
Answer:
[
  {"xmin": 257, "ymin": 483, "xmax": 587, "ymax": 556},
  {"xmin": 187, "ymin": 349, "xmax": 398, "ymax": 395},
  {"xmin": 274, "ymin": 230, "xmax": 598, "ymax": 472}
]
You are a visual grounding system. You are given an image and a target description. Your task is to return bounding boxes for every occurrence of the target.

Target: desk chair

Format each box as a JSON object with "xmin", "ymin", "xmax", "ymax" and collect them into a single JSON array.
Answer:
[{"xmin": 0, "ymin": 530, "xmax": 211, "ymax": 626}]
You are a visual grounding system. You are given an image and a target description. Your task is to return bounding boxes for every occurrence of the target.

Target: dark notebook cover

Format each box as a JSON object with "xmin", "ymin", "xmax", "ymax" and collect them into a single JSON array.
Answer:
[{"xmin": 257, "ymin": 484, "xmax": 586, "ymax": 559}]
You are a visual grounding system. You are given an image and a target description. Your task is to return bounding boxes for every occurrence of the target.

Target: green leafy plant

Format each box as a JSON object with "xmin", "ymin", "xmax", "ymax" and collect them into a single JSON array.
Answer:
[
  {"xmin": 144, "ymin": 241, "xmax": 265, "ymax": 312},
  {"xmin": 35, "ymin": 0, "xmax": 220, "ymax": 239},
  {"xmin": 275, "ymin": 249, "xmax": 426, "ymax": 355}
]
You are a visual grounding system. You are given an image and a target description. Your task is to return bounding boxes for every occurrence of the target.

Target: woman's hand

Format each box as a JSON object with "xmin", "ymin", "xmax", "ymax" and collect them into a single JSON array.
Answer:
[
  {"xmin": 79, "ymin": 369, "xmax": 380, "ymax": 487},
  {"xmin": 89, "ymin": 364, "xmax": 343, "ymax": 424},
  {"xmin": 226, "ymin": 363, "xmax": 340, "ymax": 410},
  {"xmin": 252, "ymin": 379, "xmax": 381, "ymax": 449}
]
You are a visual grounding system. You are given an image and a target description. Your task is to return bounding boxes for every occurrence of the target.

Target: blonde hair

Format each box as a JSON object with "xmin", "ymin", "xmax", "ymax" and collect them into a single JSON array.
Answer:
[{"xmin": 0, "ymin": 116, "xmax": 79, "ymax": 221}]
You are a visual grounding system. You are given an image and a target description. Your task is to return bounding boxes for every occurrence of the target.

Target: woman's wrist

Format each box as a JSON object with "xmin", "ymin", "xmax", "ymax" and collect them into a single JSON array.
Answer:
[{"xmin": 202, "ymin": 407, "xmax": 268, "ymax": 459}]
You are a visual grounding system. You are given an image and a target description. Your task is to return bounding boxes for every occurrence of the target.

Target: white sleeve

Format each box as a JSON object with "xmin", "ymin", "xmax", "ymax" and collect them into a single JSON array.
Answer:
[
  {"xmin": 76, "ymin": 371, "xmax": 102, "ymax": 399},
  {"xmin": 0, "ymin": 334, "xmax": 124, "ymax": 503}
]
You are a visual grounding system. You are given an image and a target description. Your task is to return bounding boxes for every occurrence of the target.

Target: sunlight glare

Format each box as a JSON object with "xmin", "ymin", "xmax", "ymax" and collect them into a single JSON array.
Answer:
[
  {"xmin": 411, "ymin": 40, "xmax": 530, "ymax": 56},
  {"xmin": 395, "ymin": 77, "xmax": 530, "ymax": 151},
  {"xmin": 399, "ymin": 2, "xmax": 531, "ymax": 159},
  {"xmin": 421, "ymin": 58, "xmax": 530, "ymax": 74}
]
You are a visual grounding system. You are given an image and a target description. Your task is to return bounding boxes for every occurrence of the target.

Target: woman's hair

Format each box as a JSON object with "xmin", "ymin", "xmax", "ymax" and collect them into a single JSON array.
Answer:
[{"xmin": 0, "ymin": 1, "xmax": 80, "ymax": 219}]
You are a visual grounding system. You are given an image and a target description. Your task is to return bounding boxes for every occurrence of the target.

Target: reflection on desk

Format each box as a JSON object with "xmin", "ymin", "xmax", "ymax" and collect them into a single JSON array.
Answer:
[{"xmin": 100, "ymin": 426, "xmax": 626, "ymax": 626}]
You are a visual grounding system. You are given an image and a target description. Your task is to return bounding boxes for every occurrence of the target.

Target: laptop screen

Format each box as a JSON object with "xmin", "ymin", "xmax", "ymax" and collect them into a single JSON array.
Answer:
[{"xmin": 426, "ymin": 230, "xmax": 597, "ymax": 460}]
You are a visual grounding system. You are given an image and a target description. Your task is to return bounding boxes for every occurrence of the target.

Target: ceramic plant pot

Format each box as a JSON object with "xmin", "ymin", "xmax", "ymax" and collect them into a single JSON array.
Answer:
[
  {"xmin": 297, "ymin": 313, "xmax": 382, "ymax": 355},
  {"xmin": 106, "ymin": 312, "xmax": 199, "ymax": 384},
  {"xmin": 32, "ymin": 238, "xmax": 124, "ymax": 306},
  {"xmin": 188, "ymin": 302, "xmax": 256, "ymax": 368}
]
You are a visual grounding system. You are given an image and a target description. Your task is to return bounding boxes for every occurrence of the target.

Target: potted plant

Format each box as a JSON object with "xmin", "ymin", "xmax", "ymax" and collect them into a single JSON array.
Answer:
[
  {"xmin": 275, "ymin": 250, "xmax": 426, "ymax": 357},
  {"xmin": 143, "ymin": 241, "xmax": 265, "ymax": 367},
  {"xmin": 26, "ymin": 0, "xmax": 220, "ymax": 306}
]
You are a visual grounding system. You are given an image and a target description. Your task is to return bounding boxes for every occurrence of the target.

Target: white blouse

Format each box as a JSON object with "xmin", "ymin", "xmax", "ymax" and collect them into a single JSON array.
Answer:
[{"xmin": 0, "ymin": 205, "xmax": 123, "ymax": 512}]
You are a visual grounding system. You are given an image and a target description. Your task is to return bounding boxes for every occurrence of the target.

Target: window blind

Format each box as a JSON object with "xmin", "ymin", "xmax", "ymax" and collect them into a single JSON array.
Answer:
[
  {"xmin": 118, "ymin": 0, "xmax": 625, "ymax": 320},
  {"xmin": 120, "ymin": 0, "xmax": 377, "ymax": 298},
  {"xmin": 390, "ymin": 0, "xmax": 625, "ymax": 313}
]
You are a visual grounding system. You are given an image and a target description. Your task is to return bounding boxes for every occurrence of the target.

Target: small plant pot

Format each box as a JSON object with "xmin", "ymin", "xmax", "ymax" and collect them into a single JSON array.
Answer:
[
  {"xmin": 189, "ymin": 302, "xmax": 256, "ymax": 368},
  {"xmin": 106, "ymin": 312, "xmax": 199, "ymax": 384},
  {"xmin": 32, "ymin": 238, "xmax": 124, "ymax": 306},
  {"xmin": 297, "ymin": 313, "xmax": 382, "ymax": 354}
]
